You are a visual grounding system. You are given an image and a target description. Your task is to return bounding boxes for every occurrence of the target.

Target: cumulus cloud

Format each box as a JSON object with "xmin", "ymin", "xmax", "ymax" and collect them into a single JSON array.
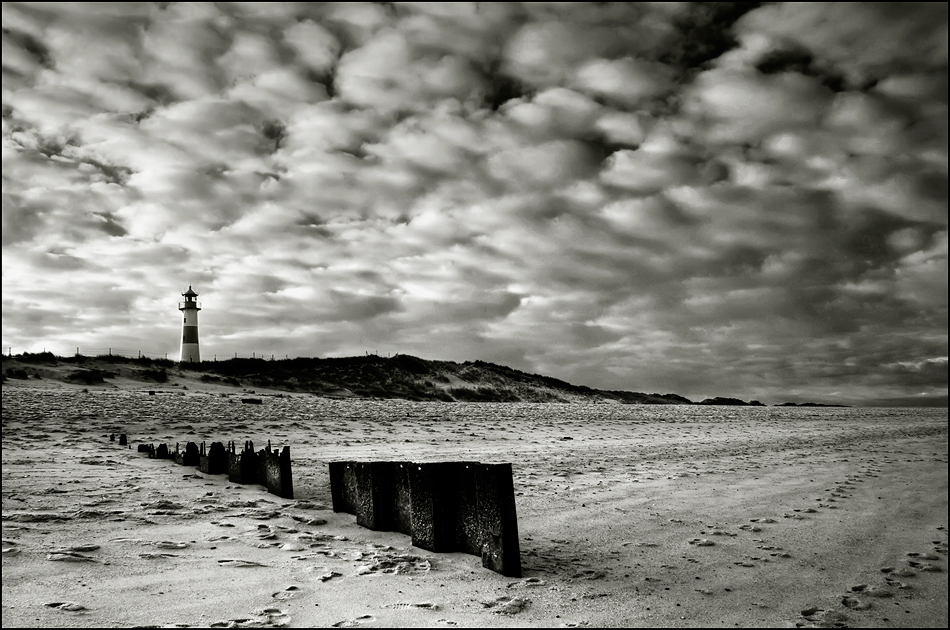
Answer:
[
  {"xmin": 600, "ymin": 144, "xmax": 699, "ymax": 196},
  {"xmin": 284, "ymin": 20, "xmax": 342, "ymax": 74},
  {"xmin": 335, "ymin": 29, "xmax": 486, "ymax": 113},
  {"xmin": 683, "ymin": 68, "xmax": 834, "ymax": 144},
  {"xmin": 572, "ymin": 57, "xmax": 674, "ymax": 108},
  {"xmin": 1, "ymin": 2, "xmax": 946, "ymax": 405}
]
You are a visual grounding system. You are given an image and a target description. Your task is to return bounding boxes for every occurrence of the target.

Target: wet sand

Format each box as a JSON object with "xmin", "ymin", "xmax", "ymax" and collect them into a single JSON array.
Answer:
[{"xmin": 2, "ymin": 379, "xmax": 947, "ymax": 628}]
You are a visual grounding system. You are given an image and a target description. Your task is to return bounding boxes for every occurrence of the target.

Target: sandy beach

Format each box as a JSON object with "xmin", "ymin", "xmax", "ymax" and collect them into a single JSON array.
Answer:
[{"xmin": 2, "ymin": 378, "xmax": 946, "ymax": 628}]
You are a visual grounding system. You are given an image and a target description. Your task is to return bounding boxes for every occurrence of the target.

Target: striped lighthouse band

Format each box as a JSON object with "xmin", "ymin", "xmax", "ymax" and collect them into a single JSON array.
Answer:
[{"xmin": 182, "ymin": 326, "xmax": 199, "ymax": 344}]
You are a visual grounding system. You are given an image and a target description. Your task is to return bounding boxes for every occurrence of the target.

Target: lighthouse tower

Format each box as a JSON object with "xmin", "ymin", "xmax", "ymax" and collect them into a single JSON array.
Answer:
[{"xmin": 179, "ymin": 286, "xmax": 201, "ymax": 363}]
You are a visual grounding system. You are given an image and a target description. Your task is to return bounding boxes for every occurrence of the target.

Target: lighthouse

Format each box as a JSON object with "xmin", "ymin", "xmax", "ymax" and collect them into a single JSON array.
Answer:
[{"xmin": 179, "ymin": 286, "xmax": 201, "ymax": 363}]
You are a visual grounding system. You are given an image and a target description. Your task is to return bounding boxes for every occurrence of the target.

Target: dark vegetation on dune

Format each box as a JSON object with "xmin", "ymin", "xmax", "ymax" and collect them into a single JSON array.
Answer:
[
  {"xmin": 174, "ymin": 353, "xmax": 694, "ymax": 404},
  {"xmin": 1, "ymin": 352, "xmax": 835, "ymax": 406}
]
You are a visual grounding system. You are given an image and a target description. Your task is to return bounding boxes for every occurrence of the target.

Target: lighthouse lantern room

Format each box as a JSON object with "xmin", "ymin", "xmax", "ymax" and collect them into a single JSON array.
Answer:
[{"xmin": 179, "ymin": 286, "xmax": 201, "ymax": 363}]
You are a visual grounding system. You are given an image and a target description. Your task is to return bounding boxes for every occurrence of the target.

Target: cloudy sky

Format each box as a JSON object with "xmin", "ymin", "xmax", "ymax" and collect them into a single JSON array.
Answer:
[{"xmin": 2, "ymin": 2, "xmax": 947, "ymax": 406}]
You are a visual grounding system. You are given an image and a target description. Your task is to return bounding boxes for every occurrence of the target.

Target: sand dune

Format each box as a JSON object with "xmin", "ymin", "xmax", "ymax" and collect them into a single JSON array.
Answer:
[{"xmin": 2, "ymin": 380, "xmax": 947, "ymax": 628}]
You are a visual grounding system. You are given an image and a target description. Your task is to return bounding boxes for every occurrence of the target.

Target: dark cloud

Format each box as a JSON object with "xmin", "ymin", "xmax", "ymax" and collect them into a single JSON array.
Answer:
[
  {"xmin": 753, "ymin": 44, "xmax": 847, "ymax": 93},
  {"xmin": 1, "ymin": 192, "xmax": 47, "ymax": 246},
  {"xmin": 739, "ymin": 2, "xmax": 948, "ymax": 87},
  {"xmin": 2, "ymin": 26, "xmax": 55, "ymax": 71},
  {"xmin": 657, "ymin": 2, "xmax": 763, "ymax": 71},
  {"xmin": 328, "ymin": 289, "xmax": 403, "ymax": 321}
]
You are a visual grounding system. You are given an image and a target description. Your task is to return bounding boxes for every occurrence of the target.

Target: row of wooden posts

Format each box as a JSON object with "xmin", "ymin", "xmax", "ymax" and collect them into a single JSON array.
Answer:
[
  {"xmin": 135, "ymin": 438, "xmax": 293, "ymax": 499},
  {"xmin": 121, "ymin": 436, "xmax": 521, "ymax": 576}
]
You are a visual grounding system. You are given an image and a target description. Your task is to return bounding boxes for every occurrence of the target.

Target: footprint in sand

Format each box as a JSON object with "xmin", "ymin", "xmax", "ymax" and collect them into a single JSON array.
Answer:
[
  {"xmin": 385, "ymin": 602, "xmax": 439, "ymax": 610},
  {"xmin": 481, "ymin": 596, "xmax": 529, "ymax": 615},
  {"xmin": 45, "ymin": 602, "xmax": 88, "ymax": 611},
  {"xmin": 255, "ymin": 542, "xmax": 281, "ymax": 549},
  {"xmin": 50, "ymin": 544, "xmax": 100, "ymax": 553},
  {"xmin": 272, "ymin": 586, "xmax": 300, "ymax": 601},
  {"xmin": 332, "ymin": 614, "xmax": 375, "ymax": 627},
  {"xmin": 880, "ymin": 566, "xmax": 917, "ymax": 577},
  {"xmin": 153, "ymin": 541, "xmax": 189, "ymax": 549},
  {"xmin": 289, "ymin": 501, "xmax": 325, "ymax": 511},
  {"xmin": 508, "ymin": 577, "xmax": 546, "ymax": 588},
  {"xmin": 255, "ymin": 528, "xmax": 278, "ymax": 541},
  {"xmin": 47, "ymin": 552, "xmax": 97, "ymax": 562},
  {"xmin": 211, "ymin": 607, "xmax": 290, "ymax": 628},
  {"xmin": 355, "ymin": 552, "xmax": 432, "ymax": 575},
  {"xmin": 217, "ymin": 558, "xmax": 268, "ymax": 568},
  {"xmin": 796, "ymin": 607, "xmax": 849, "ymax": 628},
  {"xmin": 318, "ymin": 571, "xmax": 343, "ymax": 582},
  {"xmin": 840, "ymin": 596, "xmax": 871, "ymax": 610},
  {"xmin": 849, "ymin": 584, "xmax": 893, "ymax": 598},
  {"xmin": 907, "ymin": 560, "xmax": 942, "ymax": 572}
]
